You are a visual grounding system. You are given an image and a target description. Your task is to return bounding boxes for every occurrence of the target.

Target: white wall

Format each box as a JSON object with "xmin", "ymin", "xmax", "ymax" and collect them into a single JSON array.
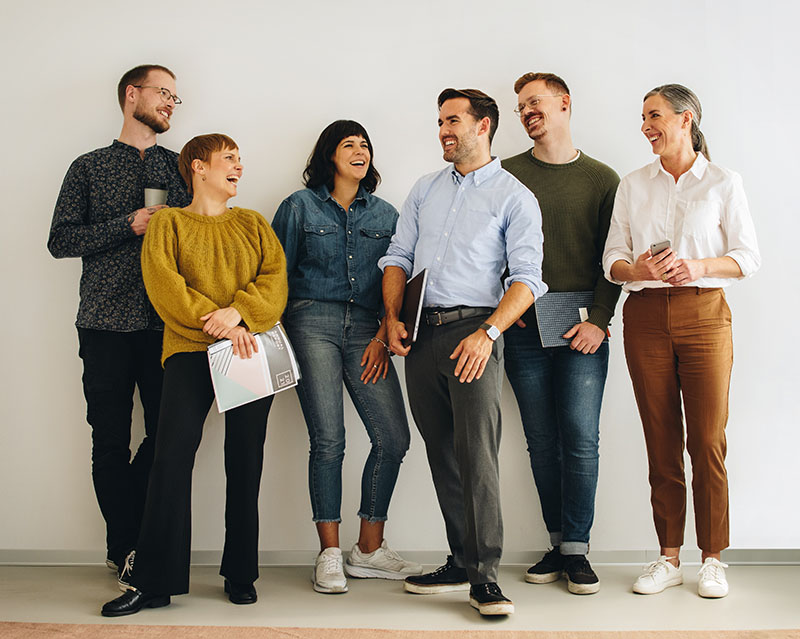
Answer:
[{"xmin": 1, "ymin": 0, "xmax": 797, "ymax": 560}]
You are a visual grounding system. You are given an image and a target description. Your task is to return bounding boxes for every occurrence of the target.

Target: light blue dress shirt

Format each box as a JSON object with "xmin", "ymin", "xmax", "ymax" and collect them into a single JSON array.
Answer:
[{"xmin": 379, "ymin": 158, "xmax": 547, "ymax": 308}]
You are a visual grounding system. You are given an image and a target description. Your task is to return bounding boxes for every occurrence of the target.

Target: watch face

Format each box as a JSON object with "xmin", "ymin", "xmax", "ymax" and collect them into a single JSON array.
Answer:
[{"xmin": 481, "ymin": 323, "xmax": 500, "ymax": 341}]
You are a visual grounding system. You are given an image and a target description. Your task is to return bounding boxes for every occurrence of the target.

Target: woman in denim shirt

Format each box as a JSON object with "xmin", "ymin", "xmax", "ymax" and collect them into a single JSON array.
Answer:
[{"xmin": 272, "ymin": 120, "xmax": 421, "ymax": 594}]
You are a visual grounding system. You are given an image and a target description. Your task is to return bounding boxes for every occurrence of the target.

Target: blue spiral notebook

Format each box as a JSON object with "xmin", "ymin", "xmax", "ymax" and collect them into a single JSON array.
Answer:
[{"xmin": 534, "ymin": 291, "xmax": 604, "ymax": 348}]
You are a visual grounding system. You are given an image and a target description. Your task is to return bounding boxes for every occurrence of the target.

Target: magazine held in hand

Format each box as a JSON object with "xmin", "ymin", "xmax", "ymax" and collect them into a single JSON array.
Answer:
[{"xmin": 207, "ymin": 323, "xmax": 301, "ymax": 412}]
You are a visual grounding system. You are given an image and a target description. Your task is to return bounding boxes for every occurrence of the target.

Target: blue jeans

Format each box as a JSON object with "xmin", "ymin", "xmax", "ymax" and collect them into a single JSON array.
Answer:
[
  {"xmin": 284, "ymin": 300, "xmax": 410, "ymax": 523},
  {"xmin": 503, "ymin": 322, "xmax": 608, "ymax": 556}
]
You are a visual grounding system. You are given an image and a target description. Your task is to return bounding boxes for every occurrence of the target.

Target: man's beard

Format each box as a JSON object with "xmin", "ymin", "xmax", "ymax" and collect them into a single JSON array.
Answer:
[{"xmin": 134, "ymin": 105, "xmax": 169, "ymax": 134}]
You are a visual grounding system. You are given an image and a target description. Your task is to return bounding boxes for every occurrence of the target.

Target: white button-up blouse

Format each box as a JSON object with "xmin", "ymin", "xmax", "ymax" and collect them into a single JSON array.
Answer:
[{"xmin": 602, "ymin": 153, "xmax": 761, "ymax": 292}]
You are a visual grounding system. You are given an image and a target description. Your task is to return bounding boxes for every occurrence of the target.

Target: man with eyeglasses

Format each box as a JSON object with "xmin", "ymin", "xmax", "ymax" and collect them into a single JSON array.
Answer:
[
  {"xmin": 48, "ymin": 64, "xmax": 190, "ymax": 580},
  {"xmin": 380, "ymin": 88, "xmax": 546, "ymax": 616},
  {"xmin": 501, "ymin": 72, "xmax": 621, "ymax": 595}
]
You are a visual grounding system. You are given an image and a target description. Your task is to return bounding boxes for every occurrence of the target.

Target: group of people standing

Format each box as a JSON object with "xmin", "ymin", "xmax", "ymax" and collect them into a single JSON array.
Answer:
[{"xmin": 48, "ymin": 64, "xmax": 759, "ymax": 619}]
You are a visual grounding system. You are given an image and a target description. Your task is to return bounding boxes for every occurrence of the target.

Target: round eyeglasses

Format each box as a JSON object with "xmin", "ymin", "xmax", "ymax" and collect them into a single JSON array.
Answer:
[
  {"xmin": 133, "ymin": 85, "xmax": 182, "ymax": 105},
  {"xmin": 513, "ymin": 95, "xmax": 564, "ymax": 115}
]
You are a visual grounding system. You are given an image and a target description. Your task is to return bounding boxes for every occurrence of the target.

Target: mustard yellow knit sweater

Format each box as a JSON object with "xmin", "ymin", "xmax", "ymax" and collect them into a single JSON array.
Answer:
[{"xmin": 141, "ymin": 206, "xmax": 288, "ymax": 364}]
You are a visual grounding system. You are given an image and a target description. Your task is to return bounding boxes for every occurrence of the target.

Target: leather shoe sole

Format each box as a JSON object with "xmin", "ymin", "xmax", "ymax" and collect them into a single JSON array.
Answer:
[
  {"xmin": 224, "ymin": 579, "xmax": 257, "ymax": 604},
  {"xmin": 101, "ymin": 589, "xmax": 170, "ymax": 617}
]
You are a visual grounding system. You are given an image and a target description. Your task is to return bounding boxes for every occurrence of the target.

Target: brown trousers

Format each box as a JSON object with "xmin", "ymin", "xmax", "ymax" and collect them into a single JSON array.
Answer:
[{"xmin": 623, "ymin": 287, "xmax": 733, "ymax": 553}]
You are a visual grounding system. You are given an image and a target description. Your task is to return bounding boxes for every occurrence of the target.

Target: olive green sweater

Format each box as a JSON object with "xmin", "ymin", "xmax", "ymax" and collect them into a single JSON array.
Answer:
[
  {"xmin": 141, "ymin": 206, "xmax": 288, "ymax": 364},
  {"xmin": 502, "ymin": 150, "xmax": 621, "ymax": 330}
]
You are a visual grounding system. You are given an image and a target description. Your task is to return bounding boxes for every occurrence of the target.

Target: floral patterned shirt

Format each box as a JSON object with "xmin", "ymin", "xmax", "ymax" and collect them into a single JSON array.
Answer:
[{"xmin": 48, "ymin": 140, "xmax": 191, "ymax": 331}]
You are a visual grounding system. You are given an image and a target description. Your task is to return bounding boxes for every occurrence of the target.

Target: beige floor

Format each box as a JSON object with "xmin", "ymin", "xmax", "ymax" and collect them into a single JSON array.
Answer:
[{"xmin": 0, "ymin": 564, "xmax": 798, "ymax": 632}]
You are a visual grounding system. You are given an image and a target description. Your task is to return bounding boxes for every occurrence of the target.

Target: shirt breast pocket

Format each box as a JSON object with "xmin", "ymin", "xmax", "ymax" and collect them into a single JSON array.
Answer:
[
  {"xmin": 462, "ymin": 206, "xmax": 501, "ymax": 232},
  {"xmin": 683, "ymin": 200, "xmax": 721, "ymax": 238},
  {"xmin": 359, "ymin": 228, "xmax": 393, "ymax": 269},
  {"xmin": 303, "ymin": 223, "xmax": 339, "ymax": 264}
]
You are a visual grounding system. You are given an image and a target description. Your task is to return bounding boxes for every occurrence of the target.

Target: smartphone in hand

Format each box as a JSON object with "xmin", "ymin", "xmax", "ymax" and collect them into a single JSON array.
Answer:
[{"xmin": 650, "ymin": 239, "xmax": 671, "ymax": 256}]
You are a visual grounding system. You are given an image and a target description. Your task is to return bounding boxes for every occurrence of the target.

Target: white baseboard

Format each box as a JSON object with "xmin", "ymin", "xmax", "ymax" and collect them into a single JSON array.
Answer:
[{"xmin": 1, "ymin": 548, "xmax": 798, "ymax": 567}]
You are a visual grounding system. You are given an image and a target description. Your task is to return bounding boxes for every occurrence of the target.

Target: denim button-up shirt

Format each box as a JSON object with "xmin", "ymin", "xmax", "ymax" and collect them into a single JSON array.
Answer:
[
  {"xmin": 272, "ymin": 185, "xmax": 398, "ymax": 314},
  {"xmin": 379, "ymin": 158, "xmax": 547, "ymax": 308}
]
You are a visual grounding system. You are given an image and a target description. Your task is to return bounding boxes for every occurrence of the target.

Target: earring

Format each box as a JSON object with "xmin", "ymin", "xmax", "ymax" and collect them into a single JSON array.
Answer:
[
  {"xmin": 201, "ymin": 176, "xmax": 206, "ymax": 182},
  {"xmin": 562, "ymin": 106, "xmax": 567, "ymax": 111}
]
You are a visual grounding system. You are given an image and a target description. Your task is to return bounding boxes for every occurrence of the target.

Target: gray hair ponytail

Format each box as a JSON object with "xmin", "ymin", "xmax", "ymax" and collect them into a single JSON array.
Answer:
[{"xmin": 644, "ymin": 84, "xmax": 710, "ymax": 161}]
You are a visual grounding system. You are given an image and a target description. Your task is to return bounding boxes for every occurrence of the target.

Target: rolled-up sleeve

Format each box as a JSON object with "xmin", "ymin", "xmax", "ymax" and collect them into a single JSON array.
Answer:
[
  {"xmin": 723, "ymin": 173, "xmax": 761, "ymax": 277},
  {"xmin": 504, "ymin": 189, "xmax": 548, "ymax": 300},
  {"xmin": 602, "ymin": 177, "xmax": 634, "ymax": 284},
  {"xmin": 378, "ymin": 181, "xmax": 420, "ymax": 277}
]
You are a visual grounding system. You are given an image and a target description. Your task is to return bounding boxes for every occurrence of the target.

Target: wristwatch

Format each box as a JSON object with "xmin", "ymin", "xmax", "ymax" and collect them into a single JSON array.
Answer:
[{"xmin": 480, "ymin": 322, "xmax": 501, "ymax": 341}]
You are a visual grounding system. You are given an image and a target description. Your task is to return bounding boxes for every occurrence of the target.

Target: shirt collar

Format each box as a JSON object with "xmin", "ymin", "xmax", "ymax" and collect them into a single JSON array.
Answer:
[
  {"xmin": 311, "ymin": 184, "xmax": 369, "ymax": 203},
  {"xmin": 112, "ymin": 139, "xmax": 158, "ymax": 155},
  {"xmin": 648, "ymin": 152, "xmax": 709, "ymax": 181},
  {"xmin": 450, "ymin": 157, "xmax": 501, "ymax": 187}
]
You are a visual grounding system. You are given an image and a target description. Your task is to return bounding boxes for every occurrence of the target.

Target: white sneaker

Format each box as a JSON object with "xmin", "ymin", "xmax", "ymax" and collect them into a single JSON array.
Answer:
[
  {"xmin": 312, "ymin": 547, "xmax": 348, "ymax": 594},
  {"xmin": 697, "ymin": 557, "xmax": 729, "ymax": 598},
  {"xmin": 633, "ymin": 556, "xmax": 683, "ymax": 594},
  {"xmin": 345, "ymin": 540, "xmax": 424, "ymax": 580}
]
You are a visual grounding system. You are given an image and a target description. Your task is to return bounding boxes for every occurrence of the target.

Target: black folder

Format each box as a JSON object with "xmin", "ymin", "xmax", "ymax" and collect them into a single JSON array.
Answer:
[{"xmin": 400, "ymin": 269, "xmax": 428, "ymax": 348}]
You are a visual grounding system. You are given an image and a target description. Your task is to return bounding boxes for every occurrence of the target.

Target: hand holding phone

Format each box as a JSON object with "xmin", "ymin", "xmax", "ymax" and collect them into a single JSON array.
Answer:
[{"xmin": 650, "ymin": 239, "xmax": 671, "ymax": 256}]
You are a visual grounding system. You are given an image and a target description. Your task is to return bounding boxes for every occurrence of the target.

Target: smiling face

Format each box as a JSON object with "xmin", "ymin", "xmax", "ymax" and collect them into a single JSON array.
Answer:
[
  {"xmin": 132, "ymin": 69, "xmax": 178, "ymax": 134},
  {"xmin": 641, "ymin": 93, "xmax": 692, "ymax": 157},
  {"xmin": 438, "ymin": 97, "xmax": 484, "ymax": 165},
  {"xmin": 516, "ymin": 79, "xmax": 569, "ymax": 141},
  {"xmin": 331, "ymin": 135, "xmax": 371, "ymax": 184},
  {"xmin": 194, "ymin": 147, "xmax": 243, "ymax": 198}
]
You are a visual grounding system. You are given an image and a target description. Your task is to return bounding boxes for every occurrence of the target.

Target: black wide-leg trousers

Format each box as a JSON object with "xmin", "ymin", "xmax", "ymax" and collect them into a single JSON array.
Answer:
[{"xmin": 130, "ymin": 351, "xmax": 272, "ymax": 596}]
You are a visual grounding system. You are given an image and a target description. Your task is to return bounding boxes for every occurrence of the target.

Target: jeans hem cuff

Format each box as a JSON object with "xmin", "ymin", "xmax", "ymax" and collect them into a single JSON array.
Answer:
[
  {"xmin": 560, "ymin": 541, "xmax": 590, "ymax": 556},
  {"xmin": 312, "ymin": 518, "xmax": 342, "ymax": 524},
  {"xmin": 357, "ymin": 513, "xmax": 388, "ymax": 523}
]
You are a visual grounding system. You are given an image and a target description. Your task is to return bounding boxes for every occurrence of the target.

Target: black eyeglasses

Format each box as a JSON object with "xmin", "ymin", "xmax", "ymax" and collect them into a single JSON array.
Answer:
[{"xmin": 133, "ymin": 85, "xmax": 182, "ymax": 105}]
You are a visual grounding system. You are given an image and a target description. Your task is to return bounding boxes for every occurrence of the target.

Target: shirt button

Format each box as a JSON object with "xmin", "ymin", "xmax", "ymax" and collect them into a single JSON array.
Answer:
[
  {"xmin": 349, "ymin": 255, "xmax": 353, "ymax": 259},
  {"xmin": 349, "ymin": 298, "xmax": 354, "ymax": 302},
  {"xmin": 436, "ymin": 257, "xmax": 441, "ymax": 261},
  {"xmin": 351, "ymin": 277, "xmax": 355, "ymax": 281},
  {"xmin": 348, "ymin": 230, "xmax": 352, "ymax": 234},
  {"xmin": 452, "ymin": 209, "xmax": 456, "ymax": 212},
  {"xmin": 444, "ymin": 232, "xmax": 448, "ymax": 237}
]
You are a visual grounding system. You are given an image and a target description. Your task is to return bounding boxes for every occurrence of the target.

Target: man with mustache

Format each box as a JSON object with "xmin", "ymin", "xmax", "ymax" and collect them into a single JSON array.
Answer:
[
  {"xmin": 48, "ymin": 64, "xmax": 190, "ymax": 581},
  {"xmin": 502, "ymin": 72, "xmax": 620, "ymax": 595},
  {"xmin": 380, "ymin": 88, "xmax": 546, "ymax": 616}
]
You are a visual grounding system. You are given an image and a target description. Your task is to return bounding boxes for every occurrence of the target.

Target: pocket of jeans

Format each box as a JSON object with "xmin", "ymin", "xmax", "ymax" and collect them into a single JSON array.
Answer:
[{"xmin": 286, "ymin": 298, "xmax": 315, "ymax": 315}]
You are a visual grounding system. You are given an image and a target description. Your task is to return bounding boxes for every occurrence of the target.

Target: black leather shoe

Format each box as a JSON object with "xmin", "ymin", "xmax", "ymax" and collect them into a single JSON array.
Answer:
[
  {"xmin": 224, "ymin": 579, "xmax": 257, "ymax": 604},
  {"xmin": 101, "ymin": 588, "xmax": 171, "ymax": 617}
]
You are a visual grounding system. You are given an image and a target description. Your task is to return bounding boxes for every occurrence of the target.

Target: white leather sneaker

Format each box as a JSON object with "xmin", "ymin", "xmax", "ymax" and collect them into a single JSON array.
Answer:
[
  {"xmin": 697, "ymin": 557, "xmax": 729, "ymax": 598},
  {"xmin": 633, "ymin": 556, "xmax": 683, "ymax": 594},
  {"xmin": 312, "ymin": 547, "xmax": 348, "ymax": 594},
  {"xmin": 345, "ymin": 540, "xmax": 423, "ymax": 580}
]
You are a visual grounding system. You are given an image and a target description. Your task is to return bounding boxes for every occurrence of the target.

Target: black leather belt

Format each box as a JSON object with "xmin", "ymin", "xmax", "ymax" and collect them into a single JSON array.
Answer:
[{"xmin": 424, "ymin": 306, "xmax": 494, "ymax": 327}]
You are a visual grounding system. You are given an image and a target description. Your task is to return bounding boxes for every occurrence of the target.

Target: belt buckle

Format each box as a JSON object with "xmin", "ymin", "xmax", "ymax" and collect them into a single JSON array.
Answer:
[{"xmin": 429, "ymin": 311, "xmax": 444, "ymax": 326}]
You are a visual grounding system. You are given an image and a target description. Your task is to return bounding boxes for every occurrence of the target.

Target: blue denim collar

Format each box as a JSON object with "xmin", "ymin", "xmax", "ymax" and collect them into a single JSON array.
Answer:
[{"xmin": 311, "ymin": 184, "xmax": 369, "ymax": 204}]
